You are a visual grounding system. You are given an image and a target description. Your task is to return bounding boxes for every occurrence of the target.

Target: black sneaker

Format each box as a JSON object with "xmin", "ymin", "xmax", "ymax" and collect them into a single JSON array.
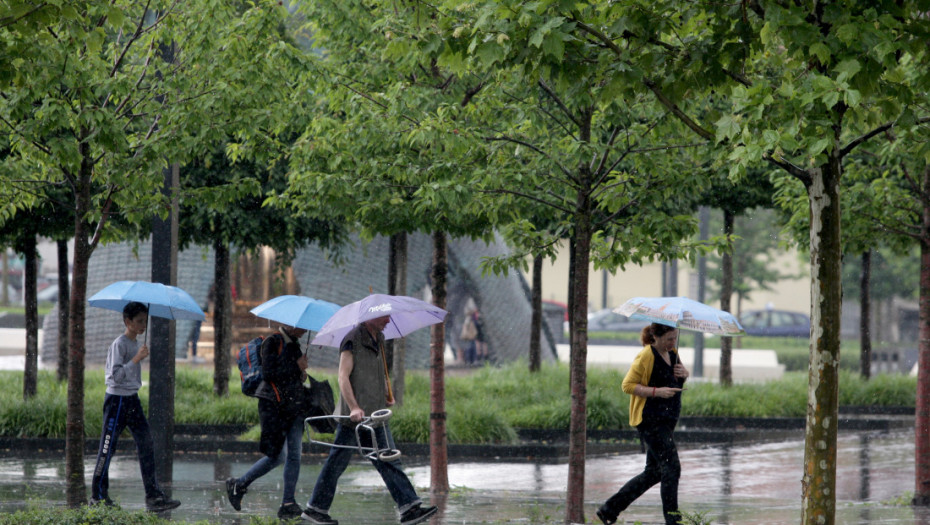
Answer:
[
  {"xmin": 400, "ymin": 504, "xmax": 438, "ymax": 525},
  {"xmin": 225, "ymin": 477, "xmax": 246, "ymax": 511},
  {"xmin": 145, "ymin": 493, "xmax": 181, "ymax": 512},
  {"xmin": 278, "ymin": 502, "xmax": 304, "ymax": 520},
  {"xmin": 89, "ymin": 497, "xmax": 119, "ymax": 508},
  {"xmin": 596, "ymin": 507, "xmax": 616, "ymax": 525},
  {"xmin": 301, "ymin": 508, "xmax": 338, "ymax": 525}
]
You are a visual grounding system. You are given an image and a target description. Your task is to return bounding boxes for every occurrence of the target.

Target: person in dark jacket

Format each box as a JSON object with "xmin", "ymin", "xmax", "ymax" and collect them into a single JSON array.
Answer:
[
  {"xmin": 597, "ymin": 323, "xmax": 689, "ymax": 525},
  {"xmin": 226, "ymin": 324, "xmax": 308, "ymax": 519}
]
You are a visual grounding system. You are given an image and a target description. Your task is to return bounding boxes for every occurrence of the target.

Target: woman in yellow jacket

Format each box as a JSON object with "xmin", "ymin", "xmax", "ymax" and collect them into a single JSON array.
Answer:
[{"xmin": 597, "ymin": 323, "xmax": 689, "ymax": 525}]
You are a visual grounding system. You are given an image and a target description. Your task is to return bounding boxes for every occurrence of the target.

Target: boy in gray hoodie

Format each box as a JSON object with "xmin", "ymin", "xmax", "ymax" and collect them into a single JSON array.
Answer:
[{"xmin": 90, "ymin": 301, "xmax": 180, "ymax": 512}]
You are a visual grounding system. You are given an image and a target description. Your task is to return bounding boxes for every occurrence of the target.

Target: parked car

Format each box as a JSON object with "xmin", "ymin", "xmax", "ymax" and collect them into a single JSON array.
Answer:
[
  {"xmin": 587, "ymin": 308, "xmax": 651, "ymax": 334},
  {"xmin": 739, "ymin": 309, "xmax": 810, "ymax": 338},
  {"xmin": 541, "ymin": 300, "xmax": 568, "ymax": 342},
  {"xmin": 36, "ymin": 284, "xmax": 59, "ymax": 304}
]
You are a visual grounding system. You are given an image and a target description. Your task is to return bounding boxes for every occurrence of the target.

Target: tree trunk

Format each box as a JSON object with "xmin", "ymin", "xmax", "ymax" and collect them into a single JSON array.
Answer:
[
  {"xmin": 429, "ymin": 231, "xmax": 449, "ymax": 494},
  {"xmin": 860, "ymin": 250, "xmax": 872, "ymax": 380},
  {"xmin": 56, "ymin": 239, "xmax": 70, "ymax": 383},
  {"xmin": 213, "ymin": 240, "xmax": 232, "ymax": 396},
  {"xmin": 801, "ymin": 161, "xmax": 843, "ymax": 525},
  {"xmin": 391, "ymin": 232, "xmax": 409, "ymax": 406},
  {"xmin": 529, "ymin": 253, "xmax": 543, "ymax": 373},
  {"xmin": 720, "ymin": 210, "xmax": 734, "ymax": 386},
  {"xmin": 66, "ymin": 172, "xmax": 94, "ymax": 507},
  {"xmin": 566, "ymin": 107, "xmax": 594, "ymax": 524},
  {"xmin": 914, "ymin": 166, "xmax": 930, "ymax": 506},
  {"xmin": 566, "ymin": 221, "xmax": 592, "ymax": 524},
  {"xmin": 1, "ymin": 251, "xmax": 8, "ymax": 305},
  {"xmin": 22, "ymin": 237, "xmax": 39, "ymax": 399}
]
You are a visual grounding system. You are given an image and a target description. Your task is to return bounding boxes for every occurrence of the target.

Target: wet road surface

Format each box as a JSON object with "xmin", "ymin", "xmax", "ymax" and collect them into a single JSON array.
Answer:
[{"xmin": 0, "ymin": 429, "xmax": 924, "ymax": 524}]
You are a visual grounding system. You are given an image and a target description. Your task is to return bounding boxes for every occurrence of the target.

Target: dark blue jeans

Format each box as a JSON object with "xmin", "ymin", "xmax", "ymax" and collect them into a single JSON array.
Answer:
[
  {"xmin": 91, "ymin": 393, "xmax": 161, "ymax": 500},
  {"xmin": 237, "ymin": 414, "xmax": 303, "ymax": 504},
  {"xmin": 601, "ymin": 419, "xmax": 681, "ymax": 525},
  {"xmin": 308, "ymin": 422, "xmax": 420, "ymax": 514}
]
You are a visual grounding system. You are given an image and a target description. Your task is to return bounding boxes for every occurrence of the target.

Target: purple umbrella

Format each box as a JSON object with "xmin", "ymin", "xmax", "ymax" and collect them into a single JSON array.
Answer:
[{"xmin": 311, "ymin": 293, "xmax": 448, "ymax": 348}]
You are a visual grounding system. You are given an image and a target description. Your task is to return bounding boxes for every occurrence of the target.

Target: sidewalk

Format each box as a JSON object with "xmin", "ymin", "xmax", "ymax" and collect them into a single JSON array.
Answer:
[{"xmin": 0, "ymin": 428, "xmax": 922, "ymax": 524}]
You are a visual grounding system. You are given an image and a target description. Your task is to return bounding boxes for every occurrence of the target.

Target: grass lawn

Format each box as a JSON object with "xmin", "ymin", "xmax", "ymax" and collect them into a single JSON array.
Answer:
[{"xmin": 0, "ymin": 362, "xmax": 915, "ymax": 445}]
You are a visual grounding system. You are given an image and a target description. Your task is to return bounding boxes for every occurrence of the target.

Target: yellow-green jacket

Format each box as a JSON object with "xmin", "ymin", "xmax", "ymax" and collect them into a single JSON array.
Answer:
[{"xmin": 621, "ymin": 345, "xmax": 680, "ymax": 427}]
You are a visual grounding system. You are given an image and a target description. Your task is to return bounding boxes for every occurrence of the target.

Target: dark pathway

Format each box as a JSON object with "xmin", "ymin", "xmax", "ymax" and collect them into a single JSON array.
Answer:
[{"xmin": 0, "ymin": 429, "xmax": 924, "ymax": 524}]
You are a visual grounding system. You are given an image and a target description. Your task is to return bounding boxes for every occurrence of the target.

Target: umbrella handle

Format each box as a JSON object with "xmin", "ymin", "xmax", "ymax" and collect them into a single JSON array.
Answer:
[{"xmin": 379, "ymin": 340, "xmax": 395, "ymax": 404}]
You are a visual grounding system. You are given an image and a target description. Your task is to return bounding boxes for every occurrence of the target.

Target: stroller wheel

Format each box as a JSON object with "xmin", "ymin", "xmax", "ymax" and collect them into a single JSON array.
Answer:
[
  {"xmin": 370, "ymin": 409, "xmax": 392, "ymax": 422},
  {"xmin": 378, "ymin": 449, "xmax": 402, "ymax": 461}
]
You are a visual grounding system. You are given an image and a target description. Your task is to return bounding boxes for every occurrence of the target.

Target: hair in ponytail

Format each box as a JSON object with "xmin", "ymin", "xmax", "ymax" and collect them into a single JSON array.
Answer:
[{"xmin": 640, "ymin": 323, "xmax": 676, "ymax": 346}]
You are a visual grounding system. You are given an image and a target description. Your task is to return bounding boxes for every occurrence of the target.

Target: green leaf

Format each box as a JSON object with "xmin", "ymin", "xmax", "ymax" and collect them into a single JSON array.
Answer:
[
  {"xmin": 760, "ymin": 22, "xmax": 774, "ymax": 46},
  {"xmin": 834, "ymin": 59, "xmax": 861, "ymax": 81},
  {"xmin": 821, "ymin": 90, "xmax": 839, "ymax": 109},
  {"xmin": 844, "ymin": 88, "xmax": 862, "ymax": 108},
  {"xmin": 809, "ymin": 42, "xmax": 831, "ymax": 65},
  {"xmin": 86, "ymin": 29, "xmax": 104, "ymax": 54},
  {"xmin": 108, "ymin": 7, "xmax": 125, "ymax": 28},
  {"xmin": 715, "ymin": 114, "xmax": 741, "ymax": 143},
  {"xmin": 808, "ymin": 137, "xmax": 831, "ymax": 156}
]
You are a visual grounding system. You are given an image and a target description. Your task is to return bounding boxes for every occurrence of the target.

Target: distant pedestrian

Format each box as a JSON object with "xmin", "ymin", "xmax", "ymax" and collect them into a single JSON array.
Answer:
[
  {"xmin": 90, "ymin": 301, "xmax": 181, "ymax": 512},
  {"xmin": 226, "ymin": 324, "xmax": 309, "ymax": 520},
  {"xmin": 596, "ymin": 323, "xmax": 689, "ymax": 525},
  {"xmin": 472, "ymin": 308, "xmax": 488, "ymax": 363},
  {"xmin": 186, "ymin": 283, "xmax": 214, "ymax": 363},
  {"xmin": 459, "ymin": 306, "xmax": 478, "ymax": 365}
]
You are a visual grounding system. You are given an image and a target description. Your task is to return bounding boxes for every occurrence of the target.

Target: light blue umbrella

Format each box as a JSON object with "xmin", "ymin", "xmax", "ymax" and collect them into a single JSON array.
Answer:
[
  {"xmin": 250, "ymin": 295, "xmax": 341, "ymax": 332},
  {"xmin": 311, "ymin": 293, "xmax": 447, "ymax": 348},
  {"xmin": 615, "ymin": 296, "xmax": 745, "ymax": 336},
  {"xmin": 88, "ymin": 280, "xmax": 205, "ymax": 321}
]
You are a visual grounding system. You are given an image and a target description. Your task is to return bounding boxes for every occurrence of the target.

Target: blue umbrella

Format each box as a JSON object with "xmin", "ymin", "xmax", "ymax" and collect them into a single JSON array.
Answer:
[
  {"xmin": 250, "ymin": 295, "xmax": 341, "ymax": 332},
  {"xmin": 88, "ymin": 280, "xmax": 205, "ymax": 321},
  {"xmin": 615, "ymin": 296, "xmax": 745, "ymax": 336},
  {"xmin": 311, "ymin": 293, "xmax": 447, "ymax": 348}
]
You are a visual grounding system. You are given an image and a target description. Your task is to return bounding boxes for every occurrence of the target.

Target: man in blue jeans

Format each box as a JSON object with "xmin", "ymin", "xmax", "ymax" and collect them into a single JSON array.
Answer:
[{"xmin": 301, "ymin": 316, "xmax": 437, "ymax": 525}]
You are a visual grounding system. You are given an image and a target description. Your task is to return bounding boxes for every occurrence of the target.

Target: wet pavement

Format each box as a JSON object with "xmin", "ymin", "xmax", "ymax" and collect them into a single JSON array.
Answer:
[{"xmin": 0, "ymin": 428, "xmax": 925, "ymax": 524}]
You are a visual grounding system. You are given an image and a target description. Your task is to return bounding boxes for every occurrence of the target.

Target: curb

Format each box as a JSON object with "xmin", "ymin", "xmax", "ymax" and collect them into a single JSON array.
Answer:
[{"xmin": 0, "ymin": 412, "xmax": 913, "ymax": 461}]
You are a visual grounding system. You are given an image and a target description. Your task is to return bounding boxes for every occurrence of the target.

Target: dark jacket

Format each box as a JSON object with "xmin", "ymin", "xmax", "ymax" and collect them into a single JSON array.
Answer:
[
  {"xmin": 254, "ymin": 330, "xmax": 305, "ymax": 458},
  {"xmin": 254, "ymin": 332, "xmax": 304, "ymax": 405}
]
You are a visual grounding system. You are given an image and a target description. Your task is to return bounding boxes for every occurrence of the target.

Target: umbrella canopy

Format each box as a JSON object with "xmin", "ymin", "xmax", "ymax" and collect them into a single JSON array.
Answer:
[
  {"xmin": 311, "ymin": 293, "xmax": 448, "ymax": 347},
  {"xmin": 615, "ymin": 296, "xmax": 745, "ymax": 336},
  {"xmin": 250, "ymin": 295, "xmax": 341, "ymax": 332},
  {"xmin": 88, "ymin": 280, "xmax": 205, "ymax": 321}
]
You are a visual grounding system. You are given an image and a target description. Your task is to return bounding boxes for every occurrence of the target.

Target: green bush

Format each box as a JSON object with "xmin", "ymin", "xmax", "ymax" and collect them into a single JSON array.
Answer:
[
  {"xmin": 0, "ymin": 362, "xmax": 915, "ymax": 443},
  {"xmin": 0, "ymin": 504, "xmax": 274, "ymax": 525}
]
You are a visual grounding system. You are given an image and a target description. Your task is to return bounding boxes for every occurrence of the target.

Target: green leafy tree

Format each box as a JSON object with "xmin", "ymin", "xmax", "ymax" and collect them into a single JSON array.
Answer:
[
  {"xmin": 698, "ymin": 165, "xmax": 780, "ymax": 385},
  {"xmin": 835, "ymin": 135, "xmax": 930, "ymax": 504},
  {"xmin": 284, "ymin": 0, "xmax": 501, "ymax": 493},
  {"xmin": 178, "ymin": 140, "xmax": 344, "ymax": 396},
  {"xmin": 556, "ymin": 3, "xmax": 930, "ymax": 521},
  {"xmin": 0, "ymin": 194, "xmax": 72, "ymax": 399},
  {"xmin": 415, "ymin": 5, "xmax": 715, "ymax": 519},
  {"xmin": 0, "ymin": 0, "xmax": 314, "ymax": 506}
]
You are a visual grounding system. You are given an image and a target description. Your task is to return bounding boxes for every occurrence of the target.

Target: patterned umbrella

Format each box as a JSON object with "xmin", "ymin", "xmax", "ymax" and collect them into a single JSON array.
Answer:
[{"xmin": 615, "ymin": 296, "xmax": 745, "ymax": 336}]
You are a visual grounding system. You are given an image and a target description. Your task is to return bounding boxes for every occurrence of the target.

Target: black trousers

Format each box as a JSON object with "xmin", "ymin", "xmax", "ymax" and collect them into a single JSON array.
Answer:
[
  {"xmin": 91, "ymin": 393, "xmax": 161, "ymax": 500},
  {"xmin": 601, "ymin": 419, "xmax": 681, "ymax": 525}
]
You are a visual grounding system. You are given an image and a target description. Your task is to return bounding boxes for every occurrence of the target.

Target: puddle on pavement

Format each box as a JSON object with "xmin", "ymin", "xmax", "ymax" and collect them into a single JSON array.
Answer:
[{"xmin": 0, "ymin": 429, "xmax": 924, "ymax": 524}]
